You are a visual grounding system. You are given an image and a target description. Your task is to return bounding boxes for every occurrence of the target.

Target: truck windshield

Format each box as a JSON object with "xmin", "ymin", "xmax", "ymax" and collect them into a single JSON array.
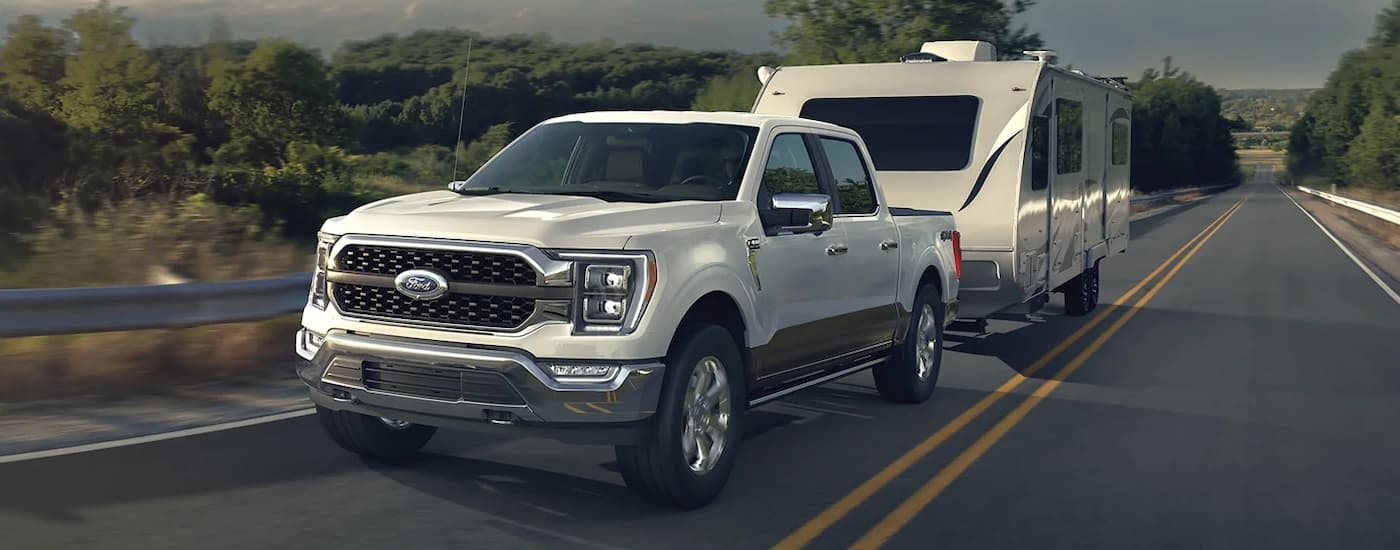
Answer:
[{"xmin": 455, "ymin": 121, "xmax": 759, "ymax": 203}]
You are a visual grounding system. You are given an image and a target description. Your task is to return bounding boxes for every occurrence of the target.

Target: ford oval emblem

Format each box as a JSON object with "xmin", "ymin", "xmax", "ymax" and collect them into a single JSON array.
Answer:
[{"xmin": 394, "ymin": 269, "xmax": 449, "ymax": 300}]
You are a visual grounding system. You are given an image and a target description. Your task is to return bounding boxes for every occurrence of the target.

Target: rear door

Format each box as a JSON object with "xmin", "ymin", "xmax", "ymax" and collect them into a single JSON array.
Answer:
[{"xmin": 812, "ymin": 134, "xmax": 901, "ymax": 353}]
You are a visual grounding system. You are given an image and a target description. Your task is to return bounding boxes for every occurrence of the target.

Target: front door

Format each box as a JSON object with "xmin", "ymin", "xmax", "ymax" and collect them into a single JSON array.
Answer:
[{"xmin": 750, "ymin": 132, "xmax": 852, "ymax": 388}]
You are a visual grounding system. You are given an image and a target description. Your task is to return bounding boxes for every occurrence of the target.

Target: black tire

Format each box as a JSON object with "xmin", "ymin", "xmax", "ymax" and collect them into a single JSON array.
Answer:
[
  {"xmin": 615, "ymin": 323, "xmax": 746, "ymax": 509},
  {"xmin": 874, "ymin": 283, "xmax": 944, "ymax": 404},
  {"xmin": 1063, "ymin": 264, "xmax": 1100, "ymax": 317},
  {"xmin": 317, "ymin": 406, "xmax": 437, "ymax": 461}
]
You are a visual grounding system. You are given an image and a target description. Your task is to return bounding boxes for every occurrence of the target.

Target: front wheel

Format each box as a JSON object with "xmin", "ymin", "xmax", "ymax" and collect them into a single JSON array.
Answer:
[
  {"xmin": 615, "ymin": 323, "xmax": 746, "ymax": 509},
  {"xmin": 317, "ymin": 406, "xmax": 437, "ymax": 461},
  {"xmin": 873, "ymin": 283, "xmax": 944, "ymax": 404}
]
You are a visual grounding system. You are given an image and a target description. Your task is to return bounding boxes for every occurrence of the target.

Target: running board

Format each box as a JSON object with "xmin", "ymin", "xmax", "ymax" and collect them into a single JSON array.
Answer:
[{"xmin": 747, "ymin": 357, "xmax": 886, "ymax": 408}]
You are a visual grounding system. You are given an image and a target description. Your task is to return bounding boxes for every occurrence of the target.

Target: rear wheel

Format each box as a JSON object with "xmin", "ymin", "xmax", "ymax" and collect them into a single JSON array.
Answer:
[
  {"xmin": 1063, "ymin": 264, "xmax": 1100, "ymax": 316},
  {"xmin": 873, "ymin": 283, "xmax": 944, "ymax": 404},
  {"xmin": 615, "ymin": 323, "xmax": 746, "ymax": 509},
  {"xmin": 317, "ymin": 406, "xmax": 437, "ymax": 461}
]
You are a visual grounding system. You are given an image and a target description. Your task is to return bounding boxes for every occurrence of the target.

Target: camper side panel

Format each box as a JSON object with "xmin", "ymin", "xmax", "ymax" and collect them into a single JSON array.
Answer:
[{"xmin": 1106, "ymin": 96, "xmax": 1132, "ymax": 255}]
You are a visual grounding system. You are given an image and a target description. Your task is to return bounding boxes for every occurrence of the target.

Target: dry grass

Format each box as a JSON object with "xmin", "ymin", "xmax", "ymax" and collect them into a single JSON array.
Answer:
[{"xmin": 0, "ymin": 315, "xmax": 301, "ymax": 402}]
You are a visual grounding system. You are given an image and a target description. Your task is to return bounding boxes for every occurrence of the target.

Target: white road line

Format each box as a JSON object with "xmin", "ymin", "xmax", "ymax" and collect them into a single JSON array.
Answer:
[
  {"xmin": 0, "ymin": 407, "xmax": 315, "ymax": 464},
  {"xmin": 1279, "ymin": 185, "xmax": 1400, "ymax": 307}
]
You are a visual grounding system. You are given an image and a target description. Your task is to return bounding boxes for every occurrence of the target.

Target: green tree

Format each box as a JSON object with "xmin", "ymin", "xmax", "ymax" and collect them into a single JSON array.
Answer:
[
  {"xmin": 0, "ymin": 15, "xmax": 72, "ymax": 112},
  {"xmin": 764, "ymin": 0, "xmax": 1043, "ymax": 64},
  {"xmin": 1289, "ymin": 1, "xmax": 1400, "ymax": 184},
  {"xmin": 1129, "ymin": 61, "xmax": 1239, "ymax": 193},
  {"xmin": 1343, "ymin": 102, "xmax": 1400, "ymax": 188},
  {"xmin": 208, "ymin": 39, "xmax": 345, "ymax": 167},
  {"xmin": 1372, "ymin": 1, "xmax": 1400, "ymax": 47},
  {"xmin": 692, "ymin": 71, "xmax": 761, "ymax": 112},
  {"xmin": 58, "ymin": 0, "xmax": 190, "ymax": 180}
]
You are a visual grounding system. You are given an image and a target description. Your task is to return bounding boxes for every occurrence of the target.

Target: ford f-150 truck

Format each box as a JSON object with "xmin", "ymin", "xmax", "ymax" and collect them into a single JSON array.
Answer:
[{"xmin": 295, "ymin": 111, "xmax": 962, "ymax": 509}]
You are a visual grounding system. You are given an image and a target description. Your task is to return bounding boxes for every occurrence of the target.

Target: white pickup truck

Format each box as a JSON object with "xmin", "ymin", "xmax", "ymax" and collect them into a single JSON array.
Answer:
[{"xmin": 295, "ymin": 111, "xmax": 962, "ymax": 508}]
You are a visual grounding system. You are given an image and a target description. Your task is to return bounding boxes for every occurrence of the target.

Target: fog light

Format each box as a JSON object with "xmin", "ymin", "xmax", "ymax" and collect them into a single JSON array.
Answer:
[{"xmin": 548, "ymin": 364, "xmax": 619, "ymax": 379}]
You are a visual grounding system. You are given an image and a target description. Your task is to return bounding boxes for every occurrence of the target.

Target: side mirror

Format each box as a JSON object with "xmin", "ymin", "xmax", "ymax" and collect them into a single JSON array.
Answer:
[{"xmin": 763, "ymin": 193, "xmax": 833, "ymax": 235}]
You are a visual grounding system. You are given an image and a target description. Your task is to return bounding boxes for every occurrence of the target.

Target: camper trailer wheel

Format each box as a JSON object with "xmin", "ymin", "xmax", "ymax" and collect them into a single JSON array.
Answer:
[
  {"xmin": 1063, "ymin": 266, "xmax": 1100, "ymax": 316},
  {"xmin": 874, "ymin": 283, "xmax": 943, "ymax": 404}
]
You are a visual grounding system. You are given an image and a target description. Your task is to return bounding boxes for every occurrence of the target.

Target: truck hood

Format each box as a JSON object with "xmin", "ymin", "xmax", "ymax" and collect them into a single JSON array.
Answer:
[{"xmin": 323, "ymin": 190, "xmax": 723, "ymax": 249}]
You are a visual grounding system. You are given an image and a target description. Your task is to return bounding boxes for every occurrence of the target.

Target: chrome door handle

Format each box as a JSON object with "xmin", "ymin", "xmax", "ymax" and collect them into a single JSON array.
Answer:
[
  {"xmin": 826, "ymin": 244, "xmax": 848, "ymax": 256},
  {"xmin": 880, "ymin": 240, "xmax": 898, "ymax": 251}
]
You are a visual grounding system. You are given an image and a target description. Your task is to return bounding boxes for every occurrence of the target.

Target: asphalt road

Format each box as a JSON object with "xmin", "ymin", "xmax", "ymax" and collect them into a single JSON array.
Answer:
[{"xmin": 4, "ymin": 171, "xmax": 1400, "ymax": 550}]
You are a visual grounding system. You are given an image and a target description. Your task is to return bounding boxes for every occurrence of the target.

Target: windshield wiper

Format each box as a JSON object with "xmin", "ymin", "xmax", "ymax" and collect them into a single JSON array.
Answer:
[
  {"xmin": 451, "ymin": 185, "xmax": 516, "ymax": 196},
  {"xmin": 559, "ymin": 190, "xmax": 666, "ymax": 203}
]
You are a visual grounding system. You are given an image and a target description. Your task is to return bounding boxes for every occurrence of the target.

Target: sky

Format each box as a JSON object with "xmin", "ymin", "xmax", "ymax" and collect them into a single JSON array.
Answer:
[{"xmin": 0, "ymin": 0, "xmax": 1391, "ymax": 89}]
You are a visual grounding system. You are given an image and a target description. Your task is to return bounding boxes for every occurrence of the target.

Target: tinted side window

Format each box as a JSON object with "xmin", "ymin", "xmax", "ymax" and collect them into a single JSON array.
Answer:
[
  {"xmin": 1056, "ymin": 98, "xmax": 1083, "ymax": 175},
  {"xmin": 800, "ymin": 95, "xmax": 980, "ymax": 172},
  {"xmin": 760, "ymin": 134, "xmax": 822, "ymax": 201},
  {"xmin": 1111, "ymin": 108, "xmax": 1130, "ymax": 166},
  {"xmin": 1030, "ymin": 115, "xmax": 1050, "ymax": 191},
  {"xmin": 819, "ymin": 137, "xmax": 877, "ymax": 214}
]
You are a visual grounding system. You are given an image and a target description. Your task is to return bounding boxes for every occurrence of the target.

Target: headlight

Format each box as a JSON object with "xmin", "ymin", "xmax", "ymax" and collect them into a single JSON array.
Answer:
[
  {"xmin": 310, "ymin": 231, "xmax": 340, "ymax": 310},
  {"xmin": 554, "ymin": 251, "xmax": 655, "ymax": 336}
]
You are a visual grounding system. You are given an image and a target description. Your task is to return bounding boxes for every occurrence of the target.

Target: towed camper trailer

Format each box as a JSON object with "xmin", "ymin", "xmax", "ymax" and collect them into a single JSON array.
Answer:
[{"xmin": 751, "ymin": 41, "xmax": 1132, "ymax": 323}]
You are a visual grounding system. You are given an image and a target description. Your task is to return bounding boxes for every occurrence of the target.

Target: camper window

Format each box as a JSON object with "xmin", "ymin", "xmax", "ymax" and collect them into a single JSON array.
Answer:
[
  {"xmin": 1111, "ymin": 108, "xmax": 1130, "ymax": 166},
  {"xmin": 1030, "ymin": 115, "xmax": 1050, "ymax": 191},
  {"xmin": 1056, "ymin": 98, "xmax": 1084, "ymax": 174},
  {"xmin": 818, "ymin": 137, "xmax": 877, "ymax": 215},
  {"xmin": 799, "ymin": 96, "xmax": 979, "ymax": 172}
]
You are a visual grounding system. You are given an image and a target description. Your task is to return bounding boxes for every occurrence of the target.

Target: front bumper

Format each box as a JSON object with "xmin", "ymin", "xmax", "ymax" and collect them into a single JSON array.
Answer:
[{"xmin": 296, "ymin": 329, "xmax": 666, "ymax": 444}]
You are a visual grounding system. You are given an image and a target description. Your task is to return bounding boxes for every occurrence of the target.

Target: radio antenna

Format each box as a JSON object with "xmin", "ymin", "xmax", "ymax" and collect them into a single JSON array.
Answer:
[{"xmin": 449, "ymin": 38, "xmax": 474, "ymax": 186}]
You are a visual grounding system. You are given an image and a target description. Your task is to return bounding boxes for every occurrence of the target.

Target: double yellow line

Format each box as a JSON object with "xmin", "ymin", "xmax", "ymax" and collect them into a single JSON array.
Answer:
[{"xmin": 773, "ymin": 195, "xmax": 1250, "ymax": 550}]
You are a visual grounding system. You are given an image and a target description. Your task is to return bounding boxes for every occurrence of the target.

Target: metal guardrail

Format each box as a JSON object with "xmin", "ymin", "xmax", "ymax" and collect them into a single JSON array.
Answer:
[
  {"xmin": 0, "ymin": 273, "xmax": 311, "ymax": 338},
  {"xmin": 1297, "ymin": 187, "xmax": 1400, "ymax": 226},
  {"xmin": 2, "ymin": 183, "xmax": 1240, "ymax": 338}
]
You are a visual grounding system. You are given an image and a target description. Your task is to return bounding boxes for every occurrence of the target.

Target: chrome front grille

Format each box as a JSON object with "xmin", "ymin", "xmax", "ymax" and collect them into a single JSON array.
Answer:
[
  {"xmin": 333, "ymin": 284, "xmax": 536, "ymax": 330},
  {"xmin": 362, "ymin": 362, "xmax": 526, "ymax": 405},
  {"xmin": 337, "ymin": 244, "xmax": 536, "ymax": 285},
  {"xmin": 325, "ymin": 236, "xmax": 572, "ymax": 332}
]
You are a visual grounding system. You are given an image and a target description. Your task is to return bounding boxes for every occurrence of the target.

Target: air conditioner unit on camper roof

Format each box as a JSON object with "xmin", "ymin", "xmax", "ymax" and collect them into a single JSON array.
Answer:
[{"xmin": 919, "ymin": 40, "xmax": 997, "ymax": 62}]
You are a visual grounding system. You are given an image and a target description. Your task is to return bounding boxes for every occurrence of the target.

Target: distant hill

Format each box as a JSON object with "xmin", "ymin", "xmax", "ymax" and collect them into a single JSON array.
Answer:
[{"xmin": 1218, "ymin": 88, "xmax": 1317, "ymax": 133}]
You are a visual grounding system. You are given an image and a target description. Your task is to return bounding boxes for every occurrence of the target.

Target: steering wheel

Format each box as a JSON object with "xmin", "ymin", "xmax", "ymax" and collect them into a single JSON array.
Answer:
[{"xmin": 678, "ymin": 174, "xmax": 727, "ymax": 187}]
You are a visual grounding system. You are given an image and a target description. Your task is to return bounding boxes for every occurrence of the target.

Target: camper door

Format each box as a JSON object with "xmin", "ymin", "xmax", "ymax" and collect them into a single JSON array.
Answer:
[{"xmin": 1049, "ymin": 87, "xmax": 1087, "ymax": 288}]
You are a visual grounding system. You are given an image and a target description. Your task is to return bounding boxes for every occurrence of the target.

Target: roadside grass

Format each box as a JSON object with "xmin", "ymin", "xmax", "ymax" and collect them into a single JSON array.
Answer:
[{"xmin": 0, "ymin": 315, "xmax": 301, "ymax": 403}]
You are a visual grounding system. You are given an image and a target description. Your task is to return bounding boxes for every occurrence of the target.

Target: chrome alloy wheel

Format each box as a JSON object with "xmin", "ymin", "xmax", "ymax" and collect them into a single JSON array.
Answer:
[
  {"xmin": 917, "ymin": 303, "xmax": 940, "ymax": 380},
  {"xmin": 681, "ymin": 356, "xmax": 731, "ymax": 474}
]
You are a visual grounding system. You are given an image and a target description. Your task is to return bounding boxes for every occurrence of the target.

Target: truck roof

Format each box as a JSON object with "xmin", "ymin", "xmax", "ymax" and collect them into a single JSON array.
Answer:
[{"xmin": 543, "ymin": 110, "xmax": 856, "ymax": 134}]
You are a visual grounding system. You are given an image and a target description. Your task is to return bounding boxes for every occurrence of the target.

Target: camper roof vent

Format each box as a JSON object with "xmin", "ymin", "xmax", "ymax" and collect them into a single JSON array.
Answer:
[
  {"xmin": 1023, "ymin": 50, "xmax": 1056, "ymax": 63},
  {"xmin": 919, "ymin": 40, "xmax": 997, "ymax": 62}
]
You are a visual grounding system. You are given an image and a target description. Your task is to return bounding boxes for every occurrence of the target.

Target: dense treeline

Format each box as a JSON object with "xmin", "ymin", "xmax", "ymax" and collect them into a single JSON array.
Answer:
[
  {"xmin": 1128, "ymin": 58, "xmax": 1240, "ymax": 193},
  {"xmin": 1289, "ymin": 1, "xmax": 1400, "ymax": 189},
  {"xmin": 0, "ymin": 0, "xmax": 1243, "ymax": 285}
]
